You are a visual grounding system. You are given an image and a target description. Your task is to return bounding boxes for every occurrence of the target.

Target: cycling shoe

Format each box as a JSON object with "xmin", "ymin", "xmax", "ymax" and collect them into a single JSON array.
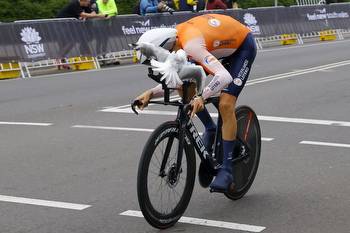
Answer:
[{"xmin": 209, "ymin": 169, "xmax": 233, "ymax": 193}]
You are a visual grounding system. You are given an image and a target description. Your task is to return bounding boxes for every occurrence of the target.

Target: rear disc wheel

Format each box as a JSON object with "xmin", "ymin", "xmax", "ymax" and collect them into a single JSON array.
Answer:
[{"xmin": 225, "ymin": 106, "xmax": 261, "ymax": 200}]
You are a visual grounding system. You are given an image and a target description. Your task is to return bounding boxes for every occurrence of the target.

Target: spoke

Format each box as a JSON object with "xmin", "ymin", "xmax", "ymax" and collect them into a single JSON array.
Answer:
[
  {"xmin": 149, "ymin": 169, "xmax": 162, "ymax": 177},
  {"xmin": 160, "ymin": 179, "xmax": 163, "ymax": 213},
  {"xmin": 167, "ymin": 186, "xmax": 171, "ymax": 214},
  {"xmin": 172, "ymin": 187, "xmax": 178, "ymax": 210},
  {"xmin": 177, "ymin": 178, "xmax": 186, "ymax": 193},
  {"xmin": 153, "ymin": 147, "xmax": 162, "ymax": 168},
  {"xmin": 172, "ymin": 187, "xmax": 182, "ymax": 199}
]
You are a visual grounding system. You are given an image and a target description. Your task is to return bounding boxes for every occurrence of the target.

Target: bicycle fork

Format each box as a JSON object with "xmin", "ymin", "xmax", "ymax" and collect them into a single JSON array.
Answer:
[{"xmin": 157, "ymin": 105, "xmax": 188, "ymax": 180}]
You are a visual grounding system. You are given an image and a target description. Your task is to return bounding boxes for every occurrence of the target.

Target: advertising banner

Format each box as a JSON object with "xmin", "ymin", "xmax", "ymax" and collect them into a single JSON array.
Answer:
[{"xmin": 0, "ymin": 4, "xmax": 349, "ymax": 63}]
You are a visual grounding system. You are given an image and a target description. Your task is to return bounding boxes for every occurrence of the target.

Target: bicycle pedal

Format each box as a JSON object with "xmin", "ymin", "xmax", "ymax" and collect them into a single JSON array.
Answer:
[{"xmin": 209, "ymin": 187, "xmax": 226, "ymax": 193}]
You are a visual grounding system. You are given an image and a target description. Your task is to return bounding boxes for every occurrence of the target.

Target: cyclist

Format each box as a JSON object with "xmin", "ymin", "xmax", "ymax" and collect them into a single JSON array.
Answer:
[{"xmin": 134, "ymin": 14, "xmax": 257, "ymax": 192}]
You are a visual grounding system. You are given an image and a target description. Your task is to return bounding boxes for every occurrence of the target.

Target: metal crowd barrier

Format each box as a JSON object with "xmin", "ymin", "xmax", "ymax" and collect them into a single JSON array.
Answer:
[
  {"xmin": 256, "ymin": 29, "xmax": 346, "ymax": 48},
  {"xmin": 0, "ymin": 3, "xmax": 349, "ymax": 78},
  {"xmin": 296, "ymin": 0, "xmax": 325, "ymax": 5}
]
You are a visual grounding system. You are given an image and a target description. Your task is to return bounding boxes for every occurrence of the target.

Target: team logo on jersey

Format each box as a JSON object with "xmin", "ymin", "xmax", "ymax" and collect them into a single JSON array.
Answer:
[
  {"xmin": 213, "ymin": 40, "xmax": 220, "ymax": 48},
  {"xmin": 208, "ymin": 18, "xmax": 221, "ymax": 27},
  {"xmin": 204, "ymin": 55, "xmax": 217, "ymax": 65},
  {"xmin": 213, "ymin": 39, "xmax": 234, "ymax": 48},
  {"xmin": 233, "ymin": 78, "xmax": 243, "ymax": 86}
]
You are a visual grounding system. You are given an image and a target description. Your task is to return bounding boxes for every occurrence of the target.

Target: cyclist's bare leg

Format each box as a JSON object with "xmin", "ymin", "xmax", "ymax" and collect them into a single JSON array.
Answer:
[
  {"xmin": 219, "ymin": 93, "xmax": 237, "ymax": 140},
  {"xmin": 210, "ymin": 92, "xmax": 237, "ymax": 191}
]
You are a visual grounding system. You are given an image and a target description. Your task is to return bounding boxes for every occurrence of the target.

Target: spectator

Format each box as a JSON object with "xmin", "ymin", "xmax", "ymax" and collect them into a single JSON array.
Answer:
[
  {"xmin": 57, "ymin": 0, "xmax": 107, "ymax": 19},
  {"xmin": 197, "ymin": 0, "xmax": 206, "ymax": 11},
  {"xmin": 179, "ymin": 0, "xmax": 197, "ymax": 11},
  {"xmin": 163, "ymin": 0, "xmax": 175, "ymax": 9},
  {"xmin": 56, "ymin": 0, "xmax": 108, "ymax": 68},
  {"xmin": 223, "ymin": 0, "xmax": 238, "ymax": 9},
  {"xmin": 86, "ymin": 0, "xmax": 99, "ymax": 14},
  {"xmin": 178, "ymin": 0, "xmax": 204, "ymax": 12},
  {"xmin": 173, "ymin": 0, "xmax": 180, "ymax": 10},
  {"xmin": 97, "ymin": 0, "xmax": 118, "ymax": 17},
  {"xmin": 206, "ymin": 0, "xmax": 227, "ymax": 10},
  {"xmin": 140, "ymin": 0, "xmax": 173, "ymax": 15}
]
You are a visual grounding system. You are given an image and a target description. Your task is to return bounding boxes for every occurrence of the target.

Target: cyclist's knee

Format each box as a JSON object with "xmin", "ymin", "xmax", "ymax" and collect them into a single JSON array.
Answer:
[{"xmin": 219, "ymin": 94, "xmax": 236, "ymax": 117}]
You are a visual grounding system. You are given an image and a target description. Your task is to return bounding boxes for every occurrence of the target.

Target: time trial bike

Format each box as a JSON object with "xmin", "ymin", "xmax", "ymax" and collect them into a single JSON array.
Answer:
[{"xmin": 131, "ymin": 68, "xmax": 261, "ymax": 229}]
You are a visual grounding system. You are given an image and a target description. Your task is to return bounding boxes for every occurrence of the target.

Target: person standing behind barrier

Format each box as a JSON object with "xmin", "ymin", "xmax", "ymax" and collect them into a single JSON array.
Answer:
[
  {"xmin": 140, "ymin": 0, "xmax": 160, "ymax": 15},
  {"xmin": 56, "ymin": 0, "xmax": 108, "ymax": 67},
  {"xmin": 140, "ymin": 0, "xmax": 174, "ymax": 15},
  {"xmin": 97, "ymin": 0, "xmax": 118, "ymax": 17},
  {"xmin": 206, "ymin": 0, "xmax": 227, "ymax": 10},
  {"xmin": 179, "ymin": 0, "xmax": 197, "ymax": 11},
  {"xmin": 95, "ymin": 0, "xmax": 118, "ymax": 63},
  {"xmin": 178, "ymin": 0, "xmax": 204, "ymax": 12},
  {"xmin": 57, "ymin": 0, "xmax": 107, "ymax": 19}
]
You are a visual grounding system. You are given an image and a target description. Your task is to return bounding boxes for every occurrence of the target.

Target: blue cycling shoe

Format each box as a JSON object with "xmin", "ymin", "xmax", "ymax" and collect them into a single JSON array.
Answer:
[{"xmin": 209, "ymin": 169, "xmax": 233, "ymax": 193}]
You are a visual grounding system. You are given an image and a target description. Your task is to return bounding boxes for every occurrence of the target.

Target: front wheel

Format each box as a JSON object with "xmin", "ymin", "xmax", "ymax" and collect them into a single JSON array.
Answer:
[
  {"xmin": 137, "ymin": 121, "xmax": 196, "ymax": 229},
  {"xmin": 225, "ymin": 106, "xmax": 261, "ymax": 200}
]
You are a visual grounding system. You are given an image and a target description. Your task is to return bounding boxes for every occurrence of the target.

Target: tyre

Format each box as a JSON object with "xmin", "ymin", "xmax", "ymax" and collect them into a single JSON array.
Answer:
[
  {"xmin": 137, "ymin": 121, "xmax": 196, "ymax": 229},
  {"xmin": 225, "ymin": 106, "xmax": 261, "ymax": 200}
]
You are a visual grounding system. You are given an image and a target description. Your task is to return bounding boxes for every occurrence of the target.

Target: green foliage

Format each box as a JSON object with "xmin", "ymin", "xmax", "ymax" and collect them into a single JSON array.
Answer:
[
  {"xmin": 0, "ymin": 0, "xmax": 69, "ymax": 22},
  {"xmin": 237, "ymin": 0, "xmax": 296, "ymax": 8},
  {"xmin": 118, "ymin": 0, "xmax": 139, "ymax": 15},
  {"xmin": 0, "ymin": 0, "xmax": 349, "ymax": 22}
]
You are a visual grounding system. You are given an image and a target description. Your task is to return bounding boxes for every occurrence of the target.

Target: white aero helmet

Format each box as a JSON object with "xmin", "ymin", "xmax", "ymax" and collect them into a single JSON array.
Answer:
[{"xmin": 136, "ymin": 28, "xmax": 177, "ymax": 64}]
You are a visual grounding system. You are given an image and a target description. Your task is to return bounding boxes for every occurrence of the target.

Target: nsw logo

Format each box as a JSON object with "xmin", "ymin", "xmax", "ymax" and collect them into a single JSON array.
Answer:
[
  {"xmin": 20, "ymin": 27, "xmax": 46, "ymax": 59},
  {"xmin": 243, "ymin": 13, "xmax": 261, "ymax": 35}
]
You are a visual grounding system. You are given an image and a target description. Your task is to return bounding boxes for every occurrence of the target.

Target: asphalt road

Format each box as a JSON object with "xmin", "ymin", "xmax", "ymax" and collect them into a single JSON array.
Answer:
[{"xmin": 0, "ymin": 39, "xmax": 349, "ymax": 233}]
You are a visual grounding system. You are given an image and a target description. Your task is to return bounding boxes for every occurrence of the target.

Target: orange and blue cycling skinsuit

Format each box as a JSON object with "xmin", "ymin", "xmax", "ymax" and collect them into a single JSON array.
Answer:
[{"xmin": 176, "ymin": 14, "xmax": 257, "ymax": 99}]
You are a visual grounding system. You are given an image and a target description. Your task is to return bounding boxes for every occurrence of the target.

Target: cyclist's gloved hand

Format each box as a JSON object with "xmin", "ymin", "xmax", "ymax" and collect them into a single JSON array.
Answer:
[
  {"xmin": 135, "ymin": 90, "xmax": 153, "ymax": 110},
  {"xmin": 189, "ymin": 95, "xmax": 204, "ymax": 118}
]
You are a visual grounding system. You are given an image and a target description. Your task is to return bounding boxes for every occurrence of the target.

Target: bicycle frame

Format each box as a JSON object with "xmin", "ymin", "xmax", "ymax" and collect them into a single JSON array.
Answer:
[{"xmin": 132, "ymin": 68, "xmax": 250, "ymax": 176}]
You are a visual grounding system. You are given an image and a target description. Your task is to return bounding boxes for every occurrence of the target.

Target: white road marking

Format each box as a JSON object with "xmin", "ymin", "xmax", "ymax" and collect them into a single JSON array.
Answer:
[
  {"xmin": 72, "ymin": 125, "xmax": 154, "ymax": 132},
  {"xmin": 100, "ymin": 107, "xmax": 350, "ymax": 128},
  {"xmin": 101, "ymin": 107, "xmax": 176, "ymax": 115},
  {"xmin": 246, "ymin": 60, "xmax": 350, "ymax": 86},
  {"xmin": 72, "ymin": 125, "xmax": 274, "ymax": 141},
  {"xmin": 120, "ymin": 210, "xmax": 266, "ymax": 232},
  {"xmin": 258, "ymin": 115, "xmax": 350, "ymax": 127},
  {"xmin": 262, "ymin": 137, "xmax": 274, "ymax": 141},
  {"xmin": 0, "ymin": 195, "xmax": 91, "ymax": 210},
  {"xmin": 0, "ymin": 121, "xmax": 53, "ymax": 126},
  {"xmin": 300, "ymin": 141, "xmax": 350, "ymax": 148}
]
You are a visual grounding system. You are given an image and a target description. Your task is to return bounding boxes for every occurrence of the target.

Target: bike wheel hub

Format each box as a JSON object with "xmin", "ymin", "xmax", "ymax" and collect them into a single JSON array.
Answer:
[{"xmin": 167, "ymin": 164, "xmax": 181, "ymax": 187}]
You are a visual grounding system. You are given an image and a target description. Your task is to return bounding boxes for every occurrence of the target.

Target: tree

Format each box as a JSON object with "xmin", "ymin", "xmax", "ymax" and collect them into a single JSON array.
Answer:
[{"xmin": 0, "ymin": 0, "xmax": 349, "ymax": 22}]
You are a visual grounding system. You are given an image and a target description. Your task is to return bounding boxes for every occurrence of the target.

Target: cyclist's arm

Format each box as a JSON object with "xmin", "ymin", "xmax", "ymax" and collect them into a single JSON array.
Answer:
[
  {"xmin": 183, "ymin": 40, "xmax": 232, "ymax": 100},
  {"xmin": 150, "ymin": 84, "xmax": 164, "ymax": 98}
]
